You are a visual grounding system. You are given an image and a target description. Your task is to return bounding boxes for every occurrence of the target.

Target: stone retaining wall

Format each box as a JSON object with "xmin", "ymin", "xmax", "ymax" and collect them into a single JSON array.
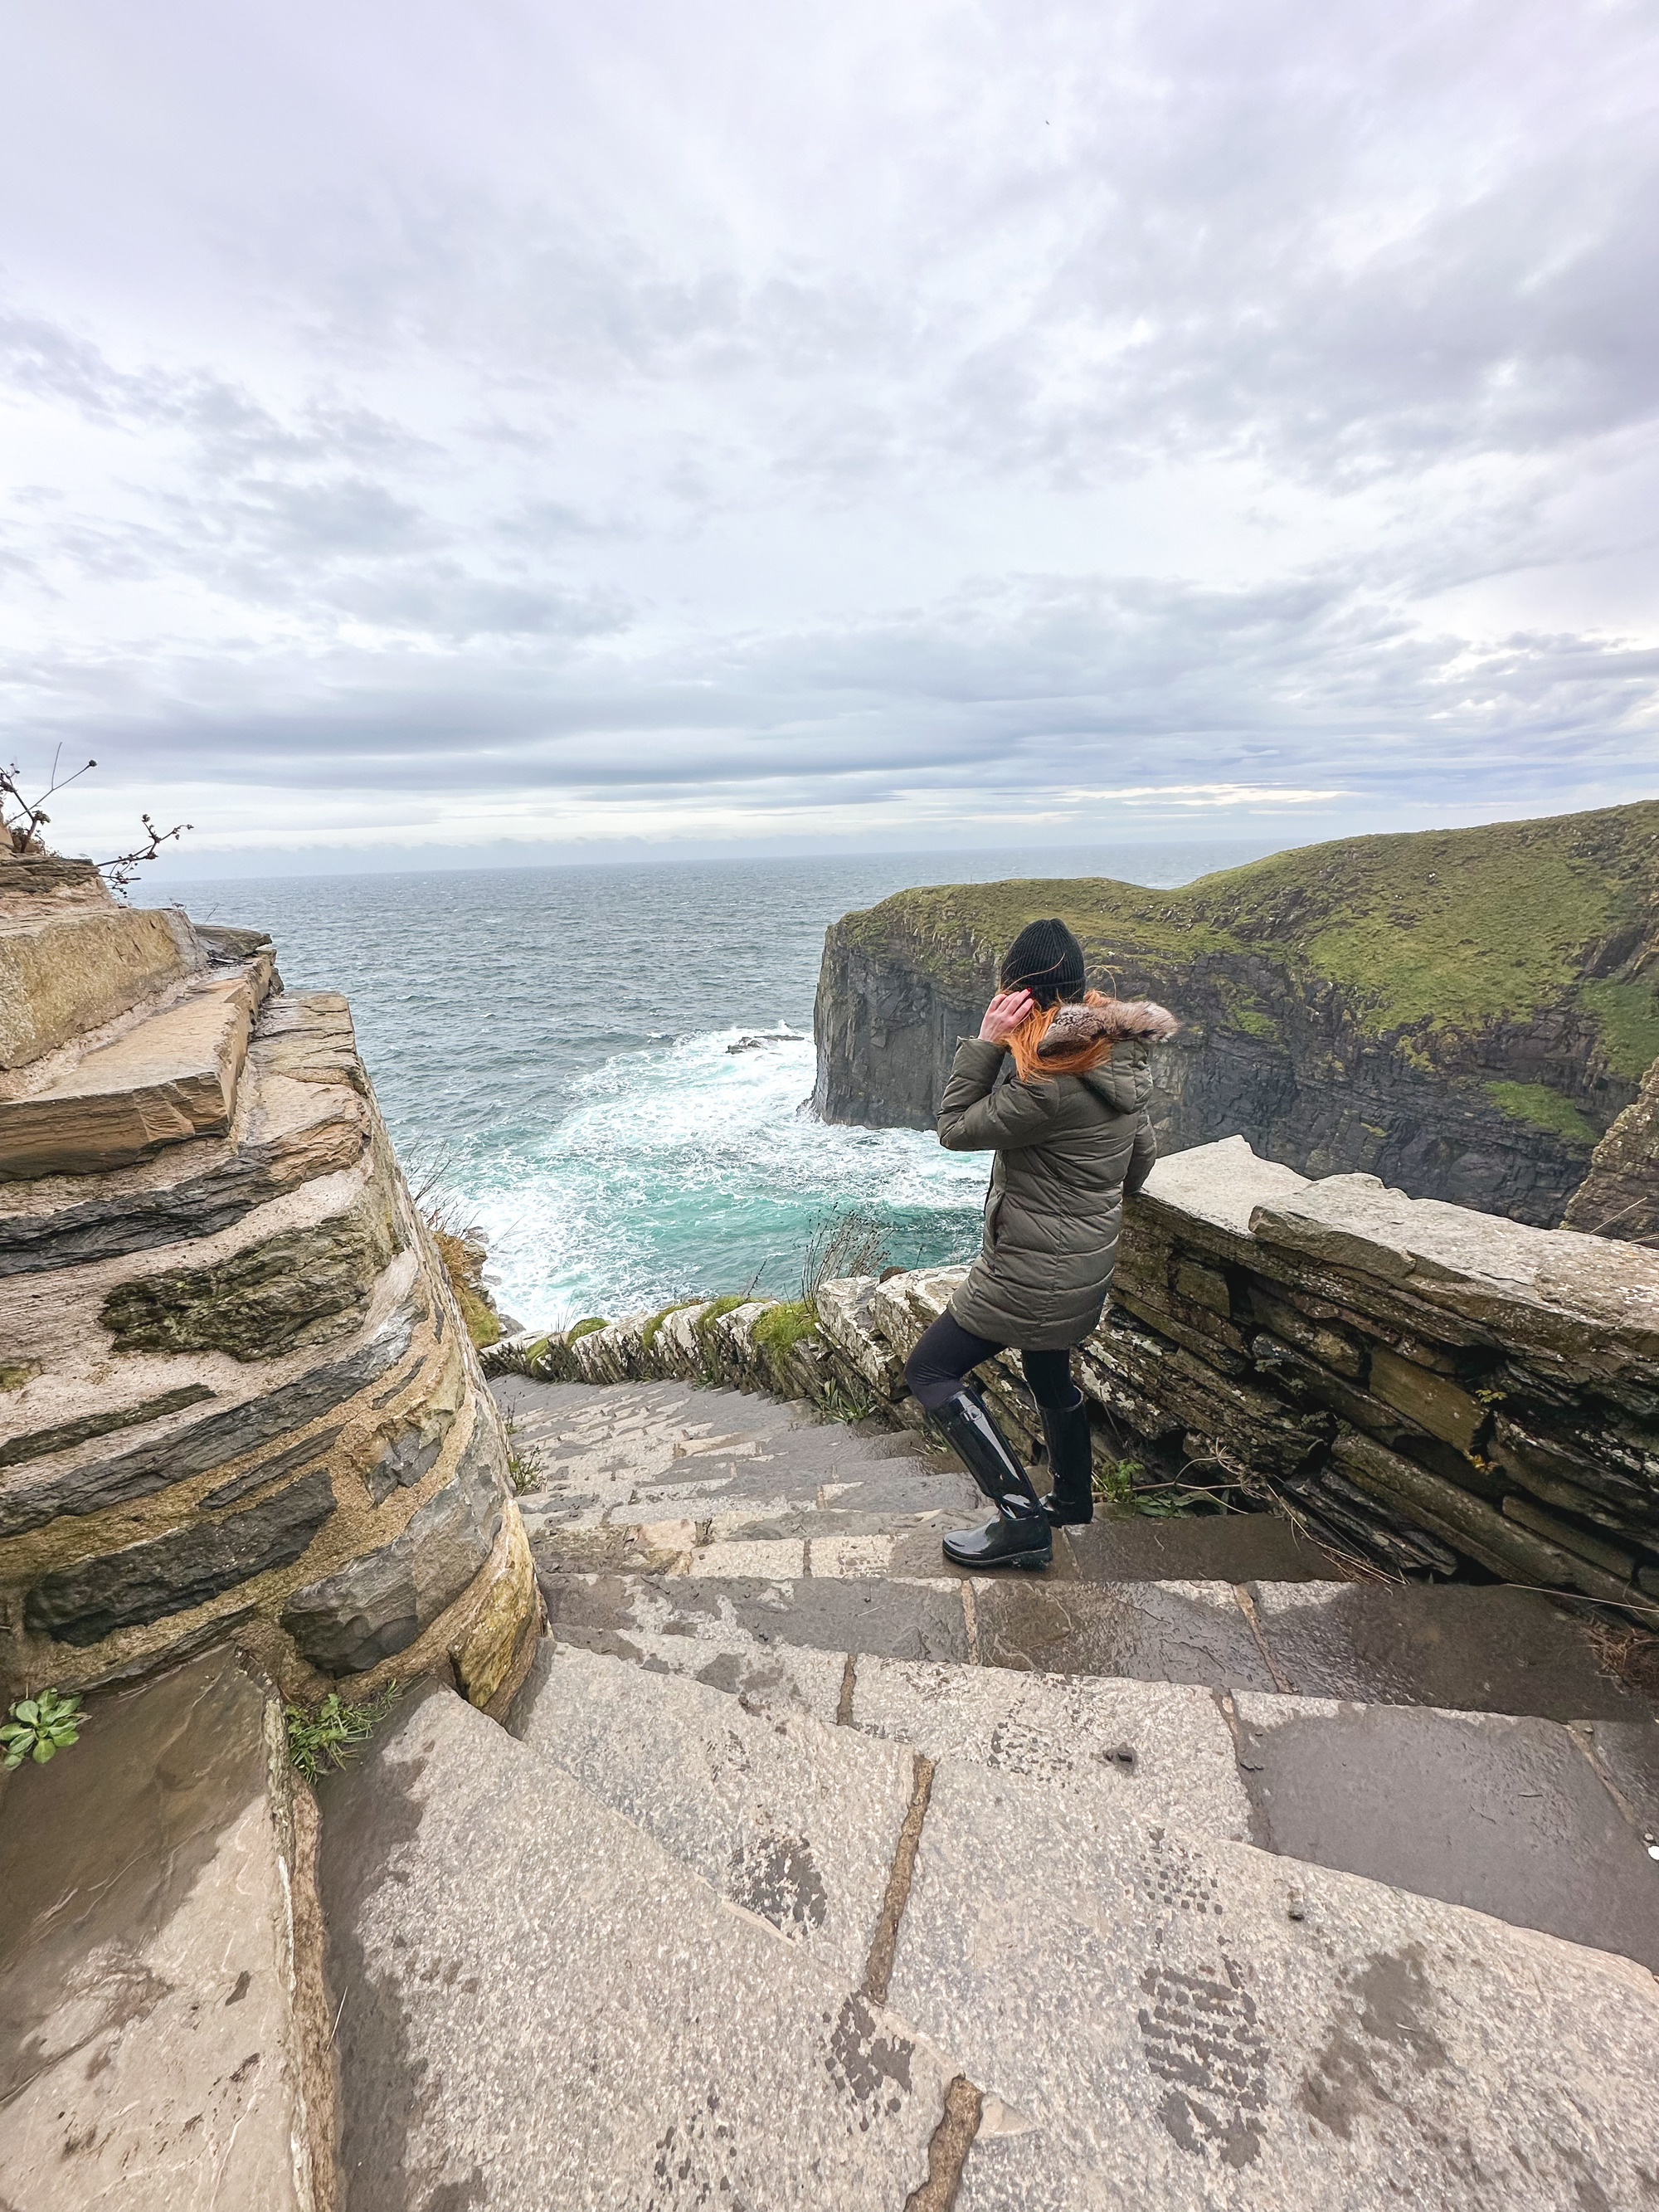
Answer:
[
  {"xmin": 490, "ymin": 1135, "xmax": 1659, "ymax": 1625},
  {"xmin": 1, "ymin": 866, "xmax": 540, "ymax": 1712}
]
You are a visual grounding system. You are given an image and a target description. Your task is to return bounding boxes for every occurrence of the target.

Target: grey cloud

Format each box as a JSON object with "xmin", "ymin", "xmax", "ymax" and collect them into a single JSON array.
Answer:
[
  {"xmin": 1, "ymin": 0, "xmax": 1655, "ymax": 855},
  {"xmin": 8, "ymin": 569, "xmax": 1651, "ymax": 820}
]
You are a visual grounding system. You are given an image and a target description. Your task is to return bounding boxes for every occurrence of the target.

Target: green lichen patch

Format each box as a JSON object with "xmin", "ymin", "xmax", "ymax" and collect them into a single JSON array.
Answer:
[
  {"xmin": 567, "ymin": 1316, "xmax": 607, "ymax": 1342},
  {"xmin": 100, "ymin": 1196, "xmax": 401, "ymax": 1362},
  {"xmin": 1482, "ymin": 1082, "xmax": 1599, "ymax": 1146},
  {"xmin": 0, "ymin": 1363, "xmax": 37, "ymax": 1392}
]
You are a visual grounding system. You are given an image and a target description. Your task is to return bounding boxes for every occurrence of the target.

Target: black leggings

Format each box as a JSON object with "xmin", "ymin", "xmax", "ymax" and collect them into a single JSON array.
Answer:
[{"xmin": 904, "ymin": 1310, "xmax": 1078, "ymax": 1414}]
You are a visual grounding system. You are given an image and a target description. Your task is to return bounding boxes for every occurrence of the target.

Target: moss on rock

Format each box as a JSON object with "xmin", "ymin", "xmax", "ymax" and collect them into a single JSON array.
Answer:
[
  {"xmin": 102, "ymin": 1191, "xmax": 404, "ymax": 1361},
  {"xmin": 641, "ymin": 1301, "xmax": 698, "ymax": 1352},
  {"xmin": 1483, "ymin": 1082, "xmax": 1599, "ymax": 1146},
  {"xmin": 752, "ymin": 1299, "xmax": 818, "ymax": 1355}
]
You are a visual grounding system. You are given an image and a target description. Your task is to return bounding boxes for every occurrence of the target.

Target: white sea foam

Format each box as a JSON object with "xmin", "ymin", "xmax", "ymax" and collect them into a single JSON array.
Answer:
[{"xmin": 458, "ymin": 1027, "xmax": 985, "ymax": 1324}]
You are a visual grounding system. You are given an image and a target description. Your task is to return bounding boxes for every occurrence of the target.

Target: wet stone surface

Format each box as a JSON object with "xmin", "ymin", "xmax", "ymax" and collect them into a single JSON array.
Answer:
[
  {"xmin": 316, "ymin": 1676, "xmax": 953, "ymax": 2210},
  {"xmin": 1245, "ymin": 1580, "xmax": 1652, "ymax": 1719},
  {"xmin": 1062, "ymin": 1512, "xmax": 1334, "ymax": 1585},
  {"xmin": 971, "ymin": 1577, "xmax": 1277, "ymax": 1692},
  {"xmin": 539, "ymin": 1567, "xmax": 974, "ymax": 1664},
  {"xmin": 1231, "ymin": 1693, "xmax": 1659, "ymax": 1971},
  {"xmin": 0, "ymin": 1648, "xmax": 312, "ymax": 2211}
]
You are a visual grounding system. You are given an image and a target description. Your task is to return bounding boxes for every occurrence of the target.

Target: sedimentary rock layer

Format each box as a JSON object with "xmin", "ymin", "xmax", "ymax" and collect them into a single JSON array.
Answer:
[
  {"xmin": 810, "ymin": 800, "xmax": 1659, "ymax": 1225},
  {"xmin": 0, "ymin": 872, "xmax": 538, "ymax": 1711}
]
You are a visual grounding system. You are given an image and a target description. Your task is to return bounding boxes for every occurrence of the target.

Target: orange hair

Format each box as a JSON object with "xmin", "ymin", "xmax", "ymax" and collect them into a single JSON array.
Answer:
[{"xmin": 1005, "ymin": 989, "xmax": 1116, "ymax": 1083}]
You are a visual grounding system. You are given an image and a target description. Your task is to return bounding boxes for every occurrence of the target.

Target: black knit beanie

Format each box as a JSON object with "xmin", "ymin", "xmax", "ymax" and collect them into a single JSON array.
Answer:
[{"xmin": 1000, "ymin": 918, "xmax": 1085, "ymax": 1007}]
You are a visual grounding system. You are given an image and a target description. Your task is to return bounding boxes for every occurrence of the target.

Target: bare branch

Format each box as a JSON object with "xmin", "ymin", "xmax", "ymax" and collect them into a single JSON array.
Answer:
[{"xmin": 2, "ymin": 756, "xmax": 192, "ymax": 892}]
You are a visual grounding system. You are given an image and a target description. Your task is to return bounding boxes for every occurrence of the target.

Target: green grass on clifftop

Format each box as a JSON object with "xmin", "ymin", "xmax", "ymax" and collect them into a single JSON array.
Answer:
[{"xmin": 836, "ymin": 801, "xmax": 1659, "ymax": 1061}]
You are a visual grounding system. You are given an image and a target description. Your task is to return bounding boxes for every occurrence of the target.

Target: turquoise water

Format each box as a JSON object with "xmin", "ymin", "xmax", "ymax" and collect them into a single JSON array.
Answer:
[{"xmin": 177, "ymin": 844, "xmax": 1274, "ymax": 1326}]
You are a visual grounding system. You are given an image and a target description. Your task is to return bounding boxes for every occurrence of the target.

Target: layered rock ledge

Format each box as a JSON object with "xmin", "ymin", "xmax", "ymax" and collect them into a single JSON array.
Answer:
[
  {"xmin": 491, "ymin": 1138, "xmax": 1659, "ymax": 1622},
  {"xmin": 0, "ymin": 864, "xmax": 539, "ymax": 1712}
]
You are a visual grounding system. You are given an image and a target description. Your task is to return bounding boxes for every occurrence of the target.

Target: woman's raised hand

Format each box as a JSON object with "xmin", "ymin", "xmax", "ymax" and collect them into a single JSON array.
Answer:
[{"xmin": 979, "ymin": 989, "xmax": 1034, "ymax": 1043}]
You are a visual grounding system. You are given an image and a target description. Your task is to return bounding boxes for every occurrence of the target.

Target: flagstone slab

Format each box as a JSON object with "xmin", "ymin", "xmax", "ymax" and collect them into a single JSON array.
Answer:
[
  {"xmin": 971, "ymin": 1576, "xmax": 1278, "ymax": 1690},
  {"xmin": 0, "ymin": 1647, "xmax": 321, "ymax": 2212},
  {"xmin": 1232, "ymin": 1690, "xmax": 1659, "ymax": 1970},
  {"xmin": 893, "ymin": 1757, "xmax": 1659, "ymax": 2212},
  {"xmin": 1246, "ymin": 1577, "xmax": 1650, "ymax": 1719},
  {"xmin": 317, "ymin": 1680, "xmax": 956, "ymax": 2210},
  {"xmin": 513, "ymin": 1642, "xmax": 916, "ymax": 1986},
  {"xmin": 540, "ymin": 1566, "xmax": 974, "ymax": 1663}
]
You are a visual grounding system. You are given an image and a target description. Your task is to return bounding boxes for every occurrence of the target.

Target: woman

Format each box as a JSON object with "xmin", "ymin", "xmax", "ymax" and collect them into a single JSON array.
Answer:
[{"xmin": 903, "ymin": 917, "xmax": 1179, "ymax": 1570}]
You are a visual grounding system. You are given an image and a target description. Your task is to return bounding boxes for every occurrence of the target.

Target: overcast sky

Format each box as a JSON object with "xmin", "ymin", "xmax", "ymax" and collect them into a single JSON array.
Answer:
[{"xmin": 2, "ymin": 0, "xmax": 1656, "ymax": 873}]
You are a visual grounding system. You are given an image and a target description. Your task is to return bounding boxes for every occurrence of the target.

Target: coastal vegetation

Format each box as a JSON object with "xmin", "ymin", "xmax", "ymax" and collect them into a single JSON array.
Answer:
[
  {"xmin": 751, "ymin": 1298, "xmax": 819, "ymax": 1357},
  {"xmin": 2, "ymin": 1687, "xmax": 83, "ymax": 1769},
  {"xmin": 284, "ymin": 1685, "xmax": 398, "ymax": 1786},
  {"xmin": 835, "ymin": 801, "xmax": 1659, "ymax": 1061}
]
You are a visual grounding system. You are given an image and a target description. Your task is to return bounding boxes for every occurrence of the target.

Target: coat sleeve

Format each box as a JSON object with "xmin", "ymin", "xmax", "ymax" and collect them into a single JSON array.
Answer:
[
  {"xmin": 937, "ymin": 1038, "xmax": 1063, "ymax": 1152},
  {"xmin": 1122, "ymin": 1108, "xmax": 1158, "ymax": 1195}
]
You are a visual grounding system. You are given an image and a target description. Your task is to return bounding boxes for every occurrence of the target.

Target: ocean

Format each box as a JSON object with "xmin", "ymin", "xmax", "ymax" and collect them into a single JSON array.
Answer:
[{"xmin": 176, "ymin": 844, "xmax": 1275, "ymax": 1329}]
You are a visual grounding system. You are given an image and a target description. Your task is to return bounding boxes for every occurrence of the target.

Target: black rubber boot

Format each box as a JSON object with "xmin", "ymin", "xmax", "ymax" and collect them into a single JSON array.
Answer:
[
  {"xmin": 1040, "ymin": 1391, "xmax": 1095, "ymax": 1526},
  {"xmin": 930, "ymin": 1387, "xmax": 1053, "ymax": 1570}
]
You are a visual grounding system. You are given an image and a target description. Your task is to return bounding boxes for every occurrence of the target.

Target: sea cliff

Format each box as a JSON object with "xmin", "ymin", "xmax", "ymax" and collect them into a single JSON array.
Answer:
[{"xmin": 812, "ymin": 800, "xmax": 1659, "ymax": 1225}]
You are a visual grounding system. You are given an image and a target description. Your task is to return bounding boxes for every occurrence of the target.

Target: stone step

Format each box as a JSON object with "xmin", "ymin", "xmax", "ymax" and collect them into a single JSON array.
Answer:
[
  {"xmin": 510, "ymin": 1640, "xmax": 920, "ymax": 1990},
  {"xmin": 0, "ymin": 962, "xmax": 271, "ymax": 1178},
  {"xmin": 538, "ymin": 1566, "xmax": 1657, "ymax": 1722},
  {"xmin": 528, "ymin": 1497, "xmax": 1347, "ymax": 1587},
  {"xmin": 502, "ymin": 1376, "xmax": 1356, "ymax": 1586},
  {"xmin": 0, "ymin": 1646, "xmax": 330, "ymax": 2211},
  {"xmin": 314, "ymin": 1676, "xmax": 961, "ymax": 2210},
  {"xmin": 527, "ymin": 1635, "xmax": 1659, "ymax": 1971},
  {"xmin": 0, "ymin": 891, "xmax": 201, "ymax": 1078},
  {"xmin": 894, "ymin": 1753, "xmax": 1659, "ymax": 2208},
  {"xmin": 518, "ymin": 1457, "xmax": 977, "ymax": 1534}
]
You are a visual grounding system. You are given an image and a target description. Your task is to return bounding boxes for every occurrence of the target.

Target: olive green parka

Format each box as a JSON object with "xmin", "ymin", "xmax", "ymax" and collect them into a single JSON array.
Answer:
[{"xmin": 938, "ymin": 1001, "xmax": 1178, "ymax": 1350}]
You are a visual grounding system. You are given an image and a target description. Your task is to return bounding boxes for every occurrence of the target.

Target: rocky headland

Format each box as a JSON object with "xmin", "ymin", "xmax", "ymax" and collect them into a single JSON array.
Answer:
[{"xmin": 812, "ymin": 800, "xmax": 1659, "ymax": 1226}]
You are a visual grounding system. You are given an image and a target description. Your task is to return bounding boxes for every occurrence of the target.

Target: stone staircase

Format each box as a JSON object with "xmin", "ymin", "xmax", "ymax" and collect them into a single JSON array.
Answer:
[{"xmin": 313, "ymin": 1373, "xmax": 1659, "ymax": 2209}]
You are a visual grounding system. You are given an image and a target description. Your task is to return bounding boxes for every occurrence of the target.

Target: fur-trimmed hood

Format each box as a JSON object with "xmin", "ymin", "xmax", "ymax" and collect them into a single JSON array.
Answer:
[{"xmin": 1037, "ymin": 997, "xmax": 1180, "ymax": 1055}]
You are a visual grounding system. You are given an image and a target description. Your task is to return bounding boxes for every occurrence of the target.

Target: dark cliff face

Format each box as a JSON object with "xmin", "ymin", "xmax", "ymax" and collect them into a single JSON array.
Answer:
[
  {"xmin": 1564, "ymin": 1053, "xmax": 1659, "ymax": 1240},
  {"xmin": 813, "ymin": 800, "xmax": 1659, "ymax": 1227}
]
